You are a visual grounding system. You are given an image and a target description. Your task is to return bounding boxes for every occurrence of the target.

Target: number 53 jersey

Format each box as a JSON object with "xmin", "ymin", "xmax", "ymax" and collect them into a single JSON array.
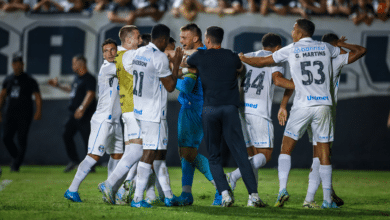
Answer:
[
  {"xmin": 272, "ymin": 37, "xmax": 340, "ymax": 108},
  {"xmin": 242, "ymin": 50, "xmax": 284, "ymax": 121},
  {"xmin": 123, "ymin": 42, "xmax": 172, "ymax": 123}
]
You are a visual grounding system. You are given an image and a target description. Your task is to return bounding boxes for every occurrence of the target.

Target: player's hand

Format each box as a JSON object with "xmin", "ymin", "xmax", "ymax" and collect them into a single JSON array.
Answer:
[
  {"xmin": 48, "ymin": 77, "xmax": 59, "ymax": 87},
  {"xmin": 74, "ymin": 108, "xmax": 85, "ymax": 119},
  {"xmin": 238, "ymin": 53, "xmax": 247, "ymax": 62},
  {"xmin": 34, "ymin": 111, "xmax": 42, "ymax": 120},
  {"xmin": 278, "ymin": 107, "xmax": 288, "ymax": 126},
  {"xmin": 336, "ymin": 36, "xmax": 347, "ymax": 46},
  {"xmin": 173, "ymin": 47, "xmax": 184, "ymax": 67},
  {"xmin": 180, "ymin": 55, "xmax": 190, "ymax": 68}
]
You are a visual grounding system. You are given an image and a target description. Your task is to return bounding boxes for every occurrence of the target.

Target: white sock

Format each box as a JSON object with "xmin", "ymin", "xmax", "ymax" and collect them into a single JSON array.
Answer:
[
  {"xmin": 69, "ymin": 155, "xmax": 97, "ymax": 192},
  {"xmin": 125, "ymin": 162, "xmax": 138, "ymax": 181},
  {"xmin": 155, "ymin": 176, "xmax": 164, "ymax": 198},
  {"xmin": 107, "ymin": 144, "xmax": 142, "ymax": 187},
  {"xmin": 107, "ymin": 157, "xmax": 120, "ymax": 177},
  {"xmin": 252, "ymin": 153, "xmax": 267, "ymax": 187},
  {"xmin": 278, "ymin": 154, "xmax": 291, "ymax": 192},
  {"xmin": 230, "ymin": 168, "xmax": 241, "ymax": 183},
  {"xmin": 319, "ymin": 165, "xmax": 332, "ymax": 204},
  {"xmin": 153, "ymin": 160, "xmax": 173, "ymax": 199},
  {"xmin": 133, "ymin": 162, "xmax": 152, "ymax": 203},
  {"xmin": 145, "ymin": 172, "xmax": 157, "ymax": 200},
  {"xmin": 221, "ymin": 190, "xmax": 229, "ymax": 197},
  {"xmin": 305, "ymin": 157, "xmax": 321, "ymax": 202}
]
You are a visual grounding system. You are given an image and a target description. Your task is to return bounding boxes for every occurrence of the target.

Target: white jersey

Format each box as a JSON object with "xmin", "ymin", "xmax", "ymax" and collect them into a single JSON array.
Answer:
[
  {"xmin": 122, "ymin": 49, "xmax": 136, "ymax": 73},
  {"xmin": 242, "ymin": 50, "xmax": 284, "ymax": 121},
  {"xmin": 95, "ymin": 60, "xmax": 121, "ymax": 123},
  {"xmin": 272, "ymin": 37, "xmax": 340, "ymax": 108},
  {"xmin": 131, "ymin": 42, "xmax": 171, "ymax": 123},
  {"xmin": 331, "ymin": 53, "xmax": 349, "ymax": 103}
]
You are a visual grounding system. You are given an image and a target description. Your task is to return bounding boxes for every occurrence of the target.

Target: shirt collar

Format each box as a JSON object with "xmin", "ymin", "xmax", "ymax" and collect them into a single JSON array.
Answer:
[
  {"xmin": 148, "ymin": 42, "xmax": 161, "ymax": 52},
  {"xmin": 299, "ymin": 37, "xmax": 313, "ymax": 42}
]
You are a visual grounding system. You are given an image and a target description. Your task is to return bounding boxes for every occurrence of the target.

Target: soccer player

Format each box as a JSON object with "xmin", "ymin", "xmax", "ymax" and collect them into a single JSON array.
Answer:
[
  {"xmin": 64, "ymin": 39, "xmax": 124, "ymax": 202},
  {"xmin": 129, "ymin": 24, "xmax": 183, "ymax": 208},
  {"xmin": 277, "ymin": 33, "xmax": 367, "ymax": 208},
  {"xmin": 0, "ymin": 54, "xmax": 42, "ymax": 172},
  {"xmin": 240, "ymin": 18, "xmax": 342, "ymax": 208},
  {"xmin": 186, "ymin": 26, "xmax": 264, "ymax": 207},
  {"xmin": 98, "ymin": 25, "xmax": 145, "ymax": 205},
  {"xmin": 174, "ymin": 23, "xmax": 220, "ymax": 206},
  {"xmin": 225, "ymin": 33, "xmax": 295, "ymax": 206}
]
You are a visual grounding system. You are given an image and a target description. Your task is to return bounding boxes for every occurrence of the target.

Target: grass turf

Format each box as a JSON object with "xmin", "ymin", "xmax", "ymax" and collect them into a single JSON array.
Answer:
[{"xmin": 0, "ymin": 166, "xmax": 389, "ymax": 220}]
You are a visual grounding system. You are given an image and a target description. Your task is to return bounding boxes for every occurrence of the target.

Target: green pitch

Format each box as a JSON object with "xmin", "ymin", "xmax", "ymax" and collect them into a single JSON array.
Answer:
[{"xmin": 0, "ymin": 166, "xmax": 389, "ymax": 220}]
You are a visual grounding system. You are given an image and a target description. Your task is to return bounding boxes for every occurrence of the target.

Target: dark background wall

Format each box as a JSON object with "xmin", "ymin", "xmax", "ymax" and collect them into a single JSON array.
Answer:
[{"xmin": 1, "ymin": 96, "xmax": 390, "ymax": 170}]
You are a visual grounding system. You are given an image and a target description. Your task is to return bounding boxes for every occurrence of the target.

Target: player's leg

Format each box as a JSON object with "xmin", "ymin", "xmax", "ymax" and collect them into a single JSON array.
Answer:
[
  {"xmin": 311, "ymin": 106, "xmax": 338, "ymax": 208},
  {"xmin": 221, "ymin": 106, "xmax": 259, "ymax": 207},
  {"xmin": 14, "ymin": 114, "xmax": 32, "ymax": 171},
  {"xmin": 202, "ymin": 106, "xmax": 234, "ymax": 206},
  {"xmin": 65, "ymin": 118, "xmax": 109, "ymax": 202},
  {"xmin": 99, "ymin": 112, "xmax": 142, "ymax": 204},
  {"xmin": 62, "ymin": 116, "xmax": 80, "ymax": 172},
  {"xmin": 276, "ymin": 107, "xmax": 311, "ymax": 207}
]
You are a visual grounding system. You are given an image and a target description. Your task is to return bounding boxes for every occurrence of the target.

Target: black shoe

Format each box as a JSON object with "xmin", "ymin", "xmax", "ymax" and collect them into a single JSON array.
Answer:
[
  {"xmin": 10, "ymin": 160, "xmax": 20, "ymax": 172},
  {"xmin": 64, "ymin": 162, "xmax": 78, "ymax": 173}
]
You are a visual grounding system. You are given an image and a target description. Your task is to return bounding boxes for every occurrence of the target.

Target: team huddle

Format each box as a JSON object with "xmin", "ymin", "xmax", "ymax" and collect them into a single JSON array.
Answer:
[{"xmin": 63, "ymin": 19, "xmax": 367, "ymax": 209}]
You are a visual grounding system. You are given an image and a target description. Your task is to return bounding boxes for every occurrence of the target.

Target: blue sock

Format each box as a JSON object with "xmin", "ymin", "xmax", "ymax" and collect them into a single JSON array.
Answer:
[
  {"xmin": 181, "ymin": 157, "xmax": 195, "ymax": 188},
  {"xmin": 193, "ymin": 154, "xmax": 213, "ymax": 181}
]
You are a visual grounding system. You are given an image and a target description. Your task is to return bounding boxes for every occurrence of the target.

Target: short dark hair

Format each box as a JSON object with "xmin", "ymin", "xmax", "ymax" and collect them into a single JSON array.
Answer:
[
  {"xmin": 119, "ymin": 25, "xmax": 139, "ymax": 43},
  {"xmin": 296, "ymin": 18, "xmax": 315, "ymax": 37},
  {"xmin": 151, "ymin": 24, "xmax": 170, "ymax": 41},
  {"xmin": 322, "ymin": 33, "xmax": 339, "ymax": 44},
  {"xmin": 12, "ymin": 53, "xmax": 23, "ymax": 63},
  {"xmin": 180, "ymin": 23, "xmax": 202, "ymax": 42},
  {"xmin": 169, "ymin": 37, "xmax": 176, "ymax": 44},
  {"xmin": 206, "ymin": 26, "xmax": 224, "ymax": 45},
  {"xmin": 73, "ymin": 54, "xmax": 87, "ymax": 64},
  {"xmin": 102, "ymin": 38, "xmax": 117, "ymax": 49},
  {"xmin": 142, "ymin": 34, "xmax": 151, "ymax": 43},
  {"xmin": 262, "ymin": 33, "xmax": 282, "ymax": 48}
]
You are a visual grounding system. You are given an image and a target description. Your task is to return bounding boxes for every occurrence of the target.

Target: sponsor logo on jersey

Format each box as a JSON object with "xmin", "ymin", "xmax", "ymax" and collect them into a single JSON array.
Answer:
[
  {"xmin": 135, "ymin": 55, "xmax": 151, "ymax": 62},
  {"xmin": 245, "ymin": 103, "xmax": 258, "ymax": 109},
  {"xmin": 294, "ymin": 46, "xmax": 325, "ymax": 53},
  {"xmin": 285, "ymin": 130, "xmax": 299, "ymax": 137},
  {"xmin": 307, "ymin": 95, "xmax": 329, "ymax": 101},
  {"xmin": 254, "ymin": 141, "xmax": 268, "ymax": 145},
  {"xmin": 132, "ymin": 60, "xmax": 148, "ymax": 67},
  {"xmin": 144, "ymin": 143, "xmax": 155, "ymax": 147},
  {"xmin": 134, "ymin": 108, "xmax": 143, "ymax": 115},
  {"xmin": 319, "ymin": 135, "xmax": 333, "ymax": 140}
]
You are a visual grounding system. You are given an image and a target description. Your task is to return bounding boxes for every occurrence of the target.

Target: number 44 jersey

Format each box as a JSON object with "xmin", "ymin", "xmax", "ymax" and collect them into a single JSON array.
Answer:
[
  {"xmin": 272, "ymin": 37, "xmax": 340, "ymax": 108},
  {"xmin": 242, "ymin": 50, "xmax": 284, "ymax": 121},
  {"xmin": 123, "ymin": 42, "xmax": 171, "ymax": 123}
]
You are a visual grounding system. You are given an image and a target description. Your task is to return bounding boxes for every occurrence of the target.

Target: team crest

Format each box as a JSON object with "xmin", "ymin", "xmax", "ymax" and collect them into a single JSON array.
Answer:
[{"xmin": 98, "ymin": 145, "xmax": 104, "ymax": 153}]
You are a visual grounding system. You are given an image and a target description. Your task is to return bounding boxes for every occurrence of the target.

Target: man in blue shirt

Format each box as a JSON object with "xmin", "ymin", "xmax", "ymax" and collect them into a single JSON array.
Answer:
[
  {"xmin": 186, "ymin": 26, "xmax": 265, "ymax": 207},
  {"xmin": 175, "ymin": 23, "xmax": 220, "ymax": 206}
]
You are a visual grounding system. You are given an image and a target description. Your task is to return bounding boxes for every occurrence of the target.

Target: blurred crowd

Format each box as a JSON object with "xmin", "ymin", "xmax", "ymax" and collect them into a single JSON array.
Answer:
[{"xmin": 0, "ymin": 0, "xmax": 388, "ymax": 25}]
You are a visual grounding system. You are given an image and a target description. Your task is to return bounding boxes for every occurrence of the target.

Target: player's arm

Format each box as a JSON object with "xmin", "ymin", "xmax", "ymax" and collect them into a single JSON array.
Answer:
[
  {"xmin": 239, "ymin": 53, "xmax": 276, "ymax": 68},
  {"xmin": 48, "ymin": 78, "xmax": 72, "ymax": 93},
  {"xmin": 160, "ymin": 47, "xmax": 184, "ymax": 92},
  {"xmin": 74, "ymin": 90, "xmax": 95, "ymax": 119},
  {"xmin": 272, "ymin": 72, "xmax": 295, "ymax": 90},
  {"xmin": 176, "ymin": 71, "xmax": 197, "ymax": 94},
  {"xmin": 33, "ymin": 92, "xmax": 42, "ymax": 120},
  {"xmin": 107, "ymin": 11, "xmax": 129, "ymax": 23},
  {"xmin": 0, "ymin": 88, "xmax": 7, "ymax": 122},
  {"xmin": 278, "ymin": 79, "xmax": 294, "ymax": 126},
  {"xmin": 387, "ymin": 111, "xmax": 390, "ymax": 128},
  {"xmin": 336, "ymin": 36, "xmax": 367, "ymax": 64}
]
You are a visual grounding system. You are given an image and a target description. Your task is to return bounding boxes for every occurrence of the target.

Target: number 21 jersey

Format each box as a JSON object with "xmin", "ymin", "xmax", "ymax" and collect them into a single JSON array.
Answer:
[
  {"xmin": 129, "ymin": 42, "xmax": 172, "ymax": 123},
  {"xmin": 272, "ymin": 37, "xmax": 340, "ymax": 108}
]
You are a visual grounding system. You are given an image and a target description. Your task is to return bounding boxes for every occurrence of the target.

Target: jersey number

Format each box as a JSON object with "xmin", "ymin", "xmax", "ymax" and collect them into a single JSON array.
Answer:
[
  {"xmin": 300, "ymin": 61, "xmax": 325, "ymax": 85},
  {"xmin": 241, "ymin": 70, "xmax": 265, "ymax": 95},
  {"xmin": 133, "ymin": 70, "xmax": 144, "ymax": 97}
]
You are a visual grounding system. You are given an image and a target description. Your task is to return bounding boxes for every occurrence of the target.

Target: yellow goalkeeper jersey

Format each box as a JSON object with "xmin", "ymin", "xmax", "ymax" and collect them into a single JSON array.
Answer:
[{"xmin": 116, "ymin": 50, "xmax": 134, "ymax": 113}]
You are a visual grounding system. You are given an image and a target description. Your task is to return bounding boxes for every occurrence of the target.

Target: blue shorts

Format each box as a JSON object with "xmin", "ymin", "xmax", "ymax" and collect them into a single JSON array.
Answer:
[{"xmin": 178, "ymin": 107, "xmax": 203, "ymax": 149}]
